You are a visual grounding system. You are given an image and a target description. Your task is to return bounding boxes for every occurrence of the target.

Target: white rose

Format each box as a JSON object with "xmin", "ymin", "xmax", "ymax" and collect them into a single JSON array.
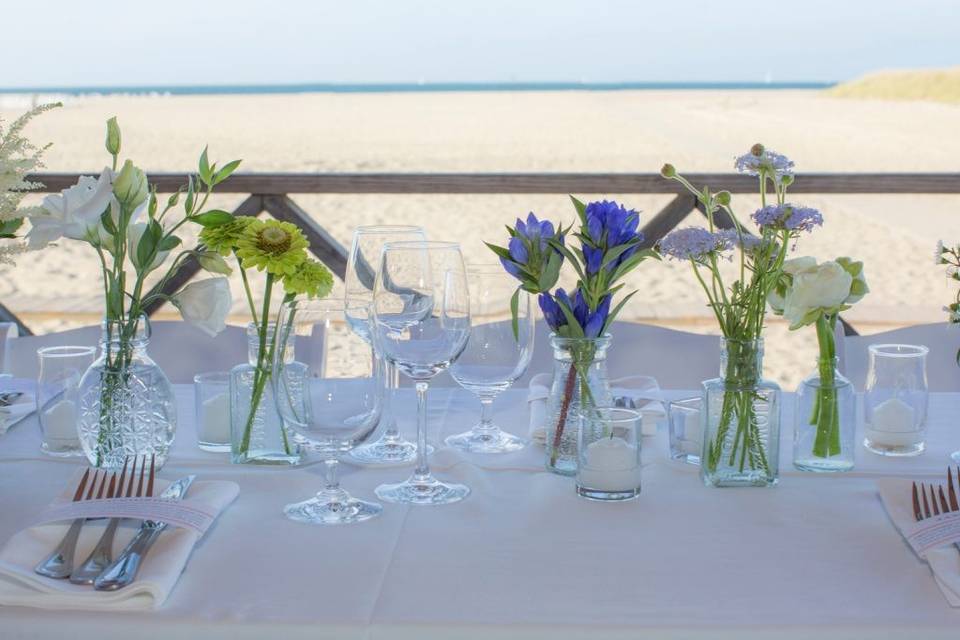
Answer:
[
  {"xmin": 768, "ymin": 256, "xmax": 819, "ymax": 314},
  {"xmin": 782, "ymin": 261, "xmax": 853, "ymax": 329},
  {"xmin": 173, "ymin": 278, "xmax": 232, "ymax": 337},
  {"xmin": 27, "ymin": 168, "xmax": 116, "ymax": 248},
  {"xmin": 127, "ymin": 221, "xmax": 169, "ymax": 272}
]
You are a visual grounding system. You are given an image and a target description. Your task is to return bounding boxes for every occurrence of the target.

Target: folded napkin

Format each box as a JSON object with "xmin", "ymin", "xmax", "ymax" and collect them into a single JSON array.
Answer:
[
  {"xmin": 0, "ymin": 377, "xmax": 36, "ymax": 435},
  {"xmin": 0, "ymin": 478, "xmax": 239, "ymax": 611},
  {"xmin": 528, "ymin": 373, "xmax": 666, "ymax": 444},
  {"xmin": 876, "ymin": 477, "xmax": 960, "ymax": 606}
]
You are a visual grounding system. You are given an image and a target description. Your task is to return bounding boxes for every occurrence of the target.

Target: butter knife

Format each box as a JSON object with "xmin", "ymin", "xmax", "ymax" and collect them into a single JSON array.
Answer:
[{"xmin": 93, "ymin": 475, "xmax": 195, "ymax": 591}]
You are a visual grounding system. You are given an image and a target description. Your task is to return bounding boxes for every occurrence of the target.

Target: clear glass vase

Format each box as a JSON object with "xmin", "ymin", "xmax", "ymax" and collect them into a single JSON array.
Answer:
[
  {"xmin": 230, "ymin": 322, "xmax": 302, "ymax": 465},
  {"xmin": 794, "ymin": 356, "xmax": 855, "ymax": 472},
  {"xmin": 701, "ymin": 338, "xmax": 780, "ymax": 487},
  {"xmin": 545, "ymin": 334, "xmax": 613, "ymax": 476},
  {"xmin": 77, "ymin": 315, "xmax": 177, "ymax": 469}
]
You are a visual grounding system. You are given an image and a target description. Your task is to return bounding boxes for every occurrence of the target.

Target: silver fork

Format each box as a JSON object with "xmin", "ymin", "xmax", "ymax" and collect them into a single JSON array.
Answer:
[
  {"xmin": 69, "ymin": 456, "xmax": 154, "ymax": 585},
  {"xmin": 911, "ymin": 467, "xmax": 960, "ymax": 555},
  {"xmin": 35, "ymin": 468, "xmax": 109, "ymax": 578}
]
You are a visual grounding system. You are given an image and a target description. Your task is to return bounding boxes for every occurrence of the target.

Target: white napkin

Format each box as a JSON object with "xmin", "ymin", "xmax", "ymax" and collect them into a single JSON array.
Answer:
[
  {"xmin": 0, "ymin": 478, "xmax": 239, "ymax": 611},
  {"xmin": 876, "ymin": 477, "xmax": 960, "ymax": 606},
  {"xmin": 0, "ymin": 377, "xmax": 36, "ymax": 435},
  {"xmin": 528, "ymin": 373, "xmax": 667, "ymax": 444}
]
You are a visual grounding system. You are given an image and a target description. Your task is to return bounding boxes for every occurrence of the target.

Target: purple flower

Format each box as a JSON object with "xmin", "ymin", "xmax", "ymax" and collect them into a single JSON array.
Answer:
[
  {"xmin": 539, "ymin": 288, "xmax": 611, "ymax": 338},
  {"xmin": 751, "ymin": 204, "xmax": 823, "ymax": 233},
  {"xmin": 581, "ymin": 200, "xmax": 644, "ymax": 274},
  {"xmin": 734, "ymin": 146, "xmax": 794, "ymax": 177},
  {"xmin": 538, "ymin": 292, "xmax": 566, "ymax": 331},
  {"xmin": 494, "ymin": 212, "xmax": 565, "ymax": 286},
  {"xmin": 659, "ymin": 227, "xmax": 729, "ymax": 261},
  {"xmin": 583, "ymin": 245, "xmax": 603, "ymax": 275},
  {"xmin": 716, "ymin": 228, "xmax": 762, "ymax": 252}
]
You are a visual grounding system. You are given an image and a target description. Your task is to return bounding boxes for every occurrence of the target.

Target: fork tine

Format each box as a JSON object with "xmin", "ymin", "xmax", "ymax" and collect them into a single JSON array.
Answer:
[
  {"xmin": 95, "ymin": 470, "xmax": 108, "ymax": 499},
  {"xmin": 72, "ymin": 469, "xmax": 91, "ymax": 502},
  {"xmin": 922, "ymin": 483, "xmax": 932, "ymax": 518},
  {"xmin": 136, "ymin": 455, "xmax": 146, "ymax": 497},
  {"xmin": 930, "ymin": 485, "xmax": 941, "ymax": 516},
  {"xmin": 938, "ymin": 485, "xmax": 950, "ymax": 512},
  {"xmin": 126, "ymin": 456, "xmax": 138, "ymax": 497},
  {"xmin": 146, "ymin": 454, "xmax": 155, "ymax": 498},
  {"xmin": 951, "ymin": 467, "xmax": 960, "ymax": 511},
  {"xmin": 116, "ymin": 457, "xmax": 129, "ymax": 495},
  {"xmin": 85, "ymin": 470, "xmax": 100, "ymax": 500},
  {"xmin": 106, "ymin": 469, "xmax": 117, "ymax": 499}
]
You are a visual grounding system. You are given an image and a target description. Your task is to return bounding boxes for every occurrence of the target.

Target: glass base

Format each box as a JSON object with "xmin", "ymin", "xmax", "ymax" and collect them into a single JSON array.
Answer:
[
  {"xmin": 576, "ymin": 486, "xmax": 641, "ymax": 502},
  {"xmin": 232, "ymin": 448, "xmax": 301, "ymax": 465},
  {"xmin": 40, "ymin": 443, "xmax": 84, "ymax": 458},
  {"xmin": 348, "ymin": 436, "xmax": 433, "ymax": 465},
  {"xmin": 546, "ymin": 456, "xmax": 577, "ymax": 476},
  {"xmin": 284, "ymin": 493, "xmax": 382, "ymax": 525},
  {"xmin": 863, "ymin": 438, "xmax": 925, "ymax": 457},
  {"xmin": 198, "ymin": 442, "xmax": 231, "ymax": 453},
  {"xmin": 445, "ymin": 424, "xmax": 527, "ymax": 454},
  {"xmin": 702, "ymin": 470, "xmax": 778, "ymax": 488},
  {"xmin": 375, "ymin": 473, "xmax": 470, "ymax": 505},
  {"xmin": 793, "ymin": 457, "xmax": 854, "ymax": 473},
  {"xmin": 670, "ymin": 451, "xmax": 701, "ymax": 466}
]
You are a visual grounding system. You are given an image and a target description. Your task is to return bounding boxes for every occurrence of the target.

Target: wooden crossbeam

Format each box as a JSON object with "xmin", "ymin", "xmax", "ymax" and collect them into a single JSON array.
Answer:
[{"xmin": 638, "ymin": 194, "xmax": 698, "ymax": 249}]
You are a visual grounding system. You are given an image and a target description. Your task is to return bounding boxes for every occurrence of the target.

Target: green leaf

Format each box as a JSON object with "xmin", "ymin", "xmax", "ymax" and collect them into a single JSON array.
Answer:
[
  {"xmin": 484, "ymin": 242, "xmax": 511, "ymax": 261},
  {"xmin": 198, "ymin": 146, "xmax": 212, "ymax": 185},
  {"xmin": 0, "ymin": 218, "xmax": 24, "ymax": 238},
  {"xmin": 556, "ymin": 299, "xmax": 585, "ymax": 338},
  {"xmin": 160, "ymin": 235, "xmax": 182, "ymax": 251},
  {"xmin": 135, "ymin": 221, "xmax": 159, "ymax": 269},
  {"xmin": 569, "ymin": 195, "xmax": 587, "ymax": 227},
  {"xmin": 212, "ymin": 159, "xmax": 242, "ymax": 185},
  {"xmin": 598, "ymin": 242, "xmax": 637, "ymax": 272},
  {"xmin": 603, "ymin": 290, "xmax": 638, "ymax": 334},
  {"xmin": 191, "ymin": 210, "xmax": 235, "ymax": 228},
  {"xmin": 510, "ymin": 287, "xmax": 520, "ymax": 341},
  {"xmin": 538, "ymin": 250, "xmax": 563, "ymax": 291},
  {"xmin": 185, "ymin": 175, "xmax": 196, "ymax": 214},
  {"xmin": 99, "ymin": 209, "xmax": 117, "ymax": 236},
  {"xmin": 549, "ymin": 240, "xmax": 585, "ymax": 281}
]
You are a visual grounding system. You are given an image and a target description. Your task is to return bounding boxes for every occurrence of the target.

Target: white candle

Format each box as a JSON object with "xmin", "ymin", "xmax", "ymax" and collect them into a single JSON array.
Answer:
[
  {"xmin": 867, "ymin": 397, "xmax": 920, "ymax": 447},
  {"xmin": 199, "ymin": 392, "xmax": 231, "ymax": 444},
  {"xmin": 578, "ymin": 436, "xmax": 641, "ymax": 492},
  {"xmin": 42, "ymin": 399, "xmax": 80, "ymax": 446}
]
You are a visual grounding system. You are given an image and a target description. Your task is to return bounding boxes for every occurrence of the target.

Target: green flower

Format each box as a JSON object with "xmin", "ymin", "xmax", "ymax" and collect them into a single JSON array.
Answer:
[
  {"xmin": 235, "ymin": 219, "xmax": 308, "ymax": 275},
  {"xmin": 199, "ymin": 216, "xmax": 255, "ymax": 256},
  {"xmin": 283, "ymin": 258, "xmax": 334, "ymax": 298}
]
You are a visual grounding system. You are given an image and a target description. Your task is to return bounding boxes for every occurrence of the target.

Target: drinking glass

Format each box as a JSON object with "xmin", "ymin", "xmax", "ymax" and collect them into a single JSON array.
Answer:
[
  {"xmin": 273, "ymin": 298, "xmax": 384, "ymax": 525},
  {"xmin": 345, "ymin": 225, "xmax": 428, "ymax": 464},
  {"xmin": 194, "ymin": 371, "xmax": 231, "ymax": 452},
  {"xmin": 446, "ymin": 265, "xmax": 532, "ymax": 453},
  {"xmin": 576, "ymin": 404, "xmax": 642, "ymax": 501},
  {"xmin": 668, "ymin": 396, "xmax": 701, "ymax": 465},
  {"xmin": 863, "ymin": 343, "xmax": 929, "ymax": 457},
  {"xmin": 372, "ymin": 241, "xmax": 471, "ymax": 505},
  {"xmin": 37, "ymin": 346, "xmax": 95, "ymax": 457}
]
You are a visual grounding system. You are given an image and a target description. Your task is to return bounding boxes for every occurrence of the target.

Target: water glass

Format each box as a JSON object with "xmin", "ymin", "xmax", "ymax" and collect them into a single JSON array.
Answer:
[
  {"xmin": 0, "ymin": 322, "xmax": 16, "ymax": 373},
  {"xmin": 576, "ymin": 405, "xmax": 642, "ymax": 501},
  {"xmin": 194, "ymin": 372, "xmax": 231, "ymax": 452},
  {"xmin": 37, "ymin": 346, "xmax": 95, "ymax": 457},
  {"xmin": 863, "ymin": 343, "xmax": 929, "ymax": 457},
  {"xmin": 668, "ymin": 396, "xmax": 701, "ymax": 465}
]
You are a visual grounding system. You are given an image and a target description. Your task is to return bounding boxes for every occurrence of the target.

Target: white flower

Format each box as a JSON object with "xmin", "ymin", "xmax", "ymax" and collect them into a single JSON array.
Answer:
[
  {"xmin": 27, "ymin": 168, "xmax": 116, "ymax": 249},
  {"xmin": 767, "ymin": 257, "xmax": 818, "ymax": 314},
  {"xmin": 782, "ymin": 261, "xmax": 853, "ymax": 329},
  {"xmin": 173, "ymin": 278, "xmax": 232, "ymax": 337},
  {"xmin": 127, "ymin": 221, "xmax": 169, "ymax": 272},
  {"xmin": 936, "ymin": 240, "xmax": 945, "ymax": 264}
]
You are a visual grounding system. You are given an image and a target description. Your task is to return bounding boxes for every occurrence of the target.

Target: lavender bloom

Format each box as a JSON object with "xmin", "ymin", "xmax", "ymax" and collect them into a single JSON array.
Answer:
[
  {"xmin": 496, "ymin": 211, "xmax": 565, "ymax": 285},
  {"xmin": 659, "ymin": 227, "xmax": 729, "ymax": 261},
  {"xmin": 538, "ymin": 291, "xmax": 566, "ymax": 331},
  {"xmin": 539, "ymin": 287, "xmax": 611, "ymax": 338},
  {"xmin": 716, "ymin": 228, "xmax": 762, "ymax": 252},
  {"xmin": 581, "ymin": 200, "xmax": 644, "ymax": 274},
  {"xmin": 734, "ymin": 145, "xmax": 795, "ymax": 178},
  {"xmin": 751, "ymin": 204, "xmax": 823, "ymax": 233}
]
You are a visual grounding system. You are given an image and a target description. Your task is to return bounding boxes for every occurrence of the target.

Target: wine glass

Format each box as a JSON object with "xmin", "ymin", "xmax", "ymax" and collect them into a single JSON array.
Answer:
[
  {"xmin": 345, "ymin": 225, "xmax": 428, "ymax": 464},
  {"xmin": 371, "ymin": 241, "xmax": 472, "ymax": 505},
  {"xmin": 446, "ymin": 265, "xmax": 533, "ymax": 453},
  {"xmin": 273, "ymin": 298, "xmax": 384, "ymax": 524}
]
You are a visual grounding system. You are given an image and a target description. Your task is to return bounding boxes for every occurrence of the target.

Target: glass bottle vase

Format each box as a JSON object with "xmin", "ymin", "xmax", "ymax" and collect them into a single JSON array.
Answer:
[
  {"xmin": 230, "ymin": 322, "xmax": 302, "ymax": 465},
  {"xmin": 793, "ymin": 356, "xmax": 855, "ymax": 472},
  {"xmin": 545, "ymin": 334, "xmax": 613, "ymax": 476},
  {"xmin": 77, "ymin": 315, "xmax": 177, "ymax": 469},
  {"xmin": 701, "ymin": 338, "xmax": 780, "ymax": 487}
]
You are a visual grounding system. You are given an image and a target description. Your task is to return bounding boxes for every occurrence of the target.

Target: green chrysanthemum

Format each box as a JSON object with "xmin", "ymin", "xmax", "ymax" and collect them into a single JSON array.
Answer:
[
  {"xmin": 199, "ymin": 216, "xmax": 256, "ymax": 256},
  {"xmin": 283, "ymin": 258, "xmax": 334, "ymax": 298},
  {"xmin": 235, "ymin": 219, "xmax": 308, "ymax": 275}
]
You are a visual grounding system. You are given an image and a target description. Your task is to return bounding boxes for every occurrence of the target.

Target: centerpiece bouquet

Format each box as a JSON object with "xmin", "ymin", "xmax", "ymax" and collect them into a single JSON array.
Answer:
[
  {"xmin": 487, "ymin": 198, "xmax": 656, "ymax": 474},
  {"xmin": 658, "ymin": 145, "xmax": 822, "ymax": 486},
  {"xmin": 937, "ymin": 241, "xmax": 960, "ymax": 363},
  {"xmin": 21, "ymin": 117, "xmax": 241, "ymax": 468},
  {"xmin": 768, "ymin": 257, "xmax": 868, "ymax": 471},
  {"xmin": 200, "ymin": 215, "xmax": 333, "ymax": 464}
]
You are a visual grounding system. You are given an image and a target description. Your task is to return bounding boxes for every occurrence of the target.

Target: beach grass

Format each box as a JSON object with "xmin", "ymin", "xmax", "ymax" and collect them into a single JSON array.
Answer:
[{"xmin": 829, "ymin": 67, "xmax": 960, "ymax": 103}]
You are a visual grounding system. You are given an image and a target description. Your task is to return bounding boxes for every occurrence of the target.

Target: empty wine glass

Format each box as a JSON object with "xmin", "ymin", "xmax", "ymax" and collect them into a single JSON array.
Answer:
[
  {"xmin": 273, "ymin": 298, "xmax": 384, "ymax": 524},
  {"xmin": 345, "ymin": 225, "xmax": 428, "ymax": 465},
  {"xmin": 372, "ymin": 241, "xmax": 471, "ymax": 505},
  {"xmin": 446, "ymin": 265, "xmax": 533, "ymax": 453}
]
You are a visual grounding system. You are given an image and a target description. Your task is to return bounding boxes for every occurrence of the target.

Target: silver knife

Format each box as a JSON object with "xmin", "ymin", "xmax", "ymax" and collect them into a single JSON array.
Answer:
[{"xmin": 93, "ymin": 475, "xmax": 195, "ymax": 591}]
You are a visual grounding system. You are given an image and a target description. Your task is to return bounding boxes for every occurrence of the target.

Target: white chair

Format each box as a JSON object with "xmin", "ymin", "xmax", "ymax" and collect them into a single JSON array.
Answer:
[
  {"xmin": 6, "ymin": 321, "xmax": 249, "ymax": 384},
  {"xmin": 428, "ymin": 319, "xmax": 721, "ymax": 391},
  {"xmin": 842, "ymin": 323, "xmax": 960, "ymax": 392}
]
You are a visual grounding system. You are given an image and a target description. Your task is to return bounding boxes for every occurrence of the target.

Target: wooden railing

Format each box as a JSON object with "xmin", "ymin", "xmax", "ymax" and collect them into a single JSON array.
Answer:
[{"xmin": 3, "ymin": 171, "xmax": 958, "ymax": 336}]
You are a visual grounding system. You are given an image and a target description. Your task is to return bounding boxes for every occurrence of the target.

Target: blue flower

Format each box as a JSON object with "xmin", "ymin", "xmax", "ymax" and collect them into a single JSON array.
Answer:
[
  {"xmin": 659, "ymin": 227, "xmax": 727, "ymax": 261},
  {"xmin": 496, "ymin": 212, "xmax": 565, "ymax": 286},
  {"xmin": 581, "ymin": 200, "xmax": 644, "ymax": 273},
  {"xmin": 539, "ymin": 287, "xmax": 611, "ymax": 338},
  {"xmin": 583, "ymin": 245, "xmax": 604, "ymax": 275},
  {"xmin": 539, "ymin": 291, "xmax": 566, "ymax": 332},
  {"xmin": 751, "ymin": 204, "xmax": 822, "ymax": 233}
]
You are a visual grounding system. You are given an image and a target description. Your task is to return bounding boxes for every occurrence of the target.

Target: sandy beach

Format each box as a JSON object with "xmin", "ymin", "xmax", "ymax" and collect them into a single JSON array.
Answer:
[{"xmin": 2, "ymin": 89, "xmax": 959, "ymax": 386}]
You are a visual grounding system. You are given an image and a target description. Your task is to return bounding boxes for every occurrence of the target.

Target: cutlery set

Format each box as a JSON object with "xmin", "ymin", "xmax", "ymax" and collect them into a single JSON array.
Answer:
[{"xmin": 912, "ymin": 466, "xmax": 960, "ymax": 555}]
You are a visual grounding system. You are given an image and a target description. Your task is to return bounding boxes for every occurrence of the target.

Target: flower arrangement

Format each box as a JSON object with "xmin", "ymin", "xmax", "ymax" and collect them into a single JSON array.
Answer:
[
  {"xmin": 0, "ymin": 103, "xmax": 59, "ymax": 265},
  {"xmin": 937, "ymin": 241, "xmax": 960, "ymax": 363},
  {"xmin": 487, "ymin": 198, "xmax": 657, "ymax": 467},
  {"xmin": 658, "ymin": 144, "xmax": 823, "ymax": 481},
  {"xmin": 769, "ymin": 257, "xmax": 868, "ymax": 458}
]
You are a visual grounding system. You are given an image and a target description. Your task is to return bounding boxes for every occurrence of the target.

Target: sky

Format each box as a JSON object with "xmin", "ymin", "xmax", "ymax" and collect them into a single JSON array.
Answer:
[{"xmin": 5, "ymin": 0, "xmax": 958, "ymax": 87}]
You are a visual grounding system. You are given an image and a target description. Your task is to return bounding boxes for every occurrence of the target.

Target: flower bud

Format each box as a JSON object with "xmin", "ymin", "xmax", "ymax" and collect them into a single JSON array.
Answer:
[
  {"xmin": 105, "ymin": 117, "xmax": 121, "ymax": 156},
  {"xmin": 715, "ymin": 191, "xmax": 732, "ymax": 206},
  {"xmin": 113, "ymin": 159, "xmax": 149, "ymax": 209},
  {"xmin": 660, "ymin": 163, "xmax": 676, "ymax": 178},
  {"xmin": 780, "ymin": 174, "xmax": 795, "ymax": 186},
  {"xmin": 197, "ymin": 251, "xmax": 233, "ymax": 276},
  {"xmin": 750, "ymin": 143, "xmax": 765, "ymax": 157}
]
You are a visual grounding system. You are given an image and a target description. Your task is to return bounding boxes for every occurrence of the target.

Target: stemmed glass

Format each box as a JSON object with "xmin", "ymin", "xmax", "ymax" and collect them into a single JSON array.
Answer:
[
  {"xmin": 273, "ymin": 298, "xmax": 384, "ymax": 524},
  {"xmin": 371, "ymin": 241, "xmax": 472, "ymax": 505},
  {"xmin": 345, "ymin": 225, "xmax": 428, "ymax": 464},
  {"xmin": 446, "ymin": 265, "xmax": 533, "ymax": 453}
]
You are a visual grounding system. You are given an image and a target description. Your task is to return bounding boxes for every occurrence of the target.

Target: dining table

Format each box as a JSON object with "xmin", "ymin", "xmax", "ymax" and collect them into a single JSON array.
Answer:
[{"xmin": 1, "ymin": 382, "xmax": 960, "ymax": 639}]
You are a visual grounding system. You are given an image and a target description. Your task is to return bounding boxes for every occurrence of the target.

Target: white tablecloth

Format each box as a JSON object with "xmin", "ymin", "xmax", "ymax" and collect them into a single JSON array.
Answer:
[{"xmin": 2, "ymin": 385, "xmax": 960, "ymax": 639}]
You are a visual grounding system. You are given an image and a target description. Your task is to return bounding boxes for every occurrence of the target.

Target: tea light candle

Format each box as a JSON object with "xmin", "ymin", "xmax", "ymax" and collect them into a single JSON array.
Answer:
[
  {"xmin": 866, "ymin": 397, "xmax": 919, "ymax": 447},
  {"xmin": 199, "ymin": 392, "xmax": 231, "ymax": 444},
  {"xmin": 42, "ymin": 399, "xmax": 79, "ymax": 445},
  {"xmin": 578, "ymin": 436, "xmax": 641, "ymax": 492}
]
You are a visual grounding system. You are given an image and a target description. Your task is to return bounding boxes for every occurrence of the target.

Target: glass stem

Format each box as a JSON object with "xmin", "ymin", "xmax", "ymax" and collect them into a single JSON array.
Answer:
[
  {"xmin": 382, "ymin": 360, "xmax": 401, "ymax": 442},
  {"xmin": 414, "ymin": 381, "xmax": 430, "ymax": 480},
  {"xmin": 476, "ymin": 397, "xmax": 495, "ymax": 433},
  {"xmin": 320, "ymin": 457, "xmax": 346, "ymax": 502}
]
